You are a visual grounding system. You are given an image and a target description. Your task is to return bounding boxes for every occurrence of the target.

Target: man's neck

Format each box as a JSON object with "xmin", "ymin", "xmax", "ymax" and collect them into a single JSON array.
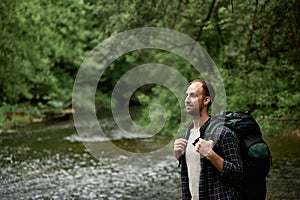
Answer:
[{"xmin": 192, "ymin": 114, "xmax": 210, "ymax": 129}]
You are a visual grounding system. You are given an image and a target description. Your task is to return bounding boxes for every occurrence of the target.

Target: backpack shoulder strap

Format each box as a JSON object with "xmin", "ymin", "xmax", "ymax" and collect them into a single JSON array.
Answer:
[
  {"xmin": 202, "ymin": 117, "xmax": 224, "ymax": 144},
  {"xmin": 184, "ymin": 122, "xmax": 194, "ymax": 140}
]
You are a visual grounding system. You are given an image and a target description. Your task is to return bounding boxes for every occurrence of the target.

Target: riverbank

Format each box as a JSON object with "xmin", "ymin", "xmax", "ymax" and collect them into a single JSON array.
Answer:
[{"xmin": 0, "ymin": 107, "xmax": 74, "ymax": 134}]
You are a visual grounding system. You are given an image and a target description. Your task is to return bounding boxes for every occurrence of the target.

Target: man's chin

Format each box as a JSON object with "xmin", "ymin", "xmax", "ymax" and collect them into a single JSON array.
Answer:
[{"xmin": 186, "ymin": 109, "xmax": 199, "ymax": 116}]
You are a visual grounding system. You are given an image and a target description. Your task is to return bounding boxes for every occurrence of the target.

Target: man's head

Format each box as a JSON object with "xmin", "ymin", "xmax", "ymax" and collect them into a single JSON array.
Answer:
[{"xmin": 184, "ymin": 80, "xmax": 215, "ymax": 116}]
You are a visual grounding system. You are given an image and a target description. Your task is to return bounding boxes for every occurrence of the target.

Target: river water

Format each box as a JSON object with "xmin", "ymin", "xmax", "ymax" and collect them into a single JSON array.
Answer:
[{"xmin": 0, "ymin": 119, "xmax": 299, "ymax": 199}]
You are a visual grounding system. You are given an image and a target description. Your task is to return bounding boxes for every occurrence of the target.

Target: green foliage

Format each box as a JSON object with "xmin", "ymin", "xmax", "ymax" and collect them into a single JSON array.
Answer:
[
  {"xmin": 0, "ymin": 103, "xmax": 40, "ymax": 128},
  {"xmin": 0, "ymin": 0, "xmax": 298, "ymax": 135},
  {"xmin": 0, "ymin": 0, "xmax": 100, "ymax": 104}
]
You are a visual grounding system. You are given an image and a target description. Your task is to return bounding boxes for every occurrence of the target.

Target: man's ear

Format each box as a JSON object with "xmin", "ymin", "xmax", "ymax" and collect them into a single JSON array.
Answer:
[{"xmin": 203, "ymin": 96, "xmax": 211, "ymax": 106}]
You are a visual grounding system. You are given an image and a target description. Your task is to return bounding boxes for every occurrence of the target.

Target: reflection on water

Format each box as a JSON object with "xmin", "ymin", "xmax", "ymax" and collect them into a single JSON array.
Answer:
[
  {"xmin": 0, "ymin": 120, "xmax": 299, "ymax": 199},
  {"xmin": 265, "ymin": 134, "xmax": 300, "ymax": 199}
]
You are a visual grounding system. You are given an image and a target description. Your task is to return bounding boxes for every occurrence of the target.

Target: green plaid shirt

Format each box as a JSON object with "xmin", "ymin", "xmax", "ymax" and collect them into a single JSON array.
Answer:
[{"xmin": 179, "ymin": 118, "xmax": 243, "ymax": 200}]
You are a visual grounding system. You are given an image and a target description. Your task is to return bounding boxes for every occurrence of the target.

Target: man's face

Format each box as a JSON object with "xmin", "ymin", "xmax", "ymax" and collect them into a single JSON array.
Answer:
[{"xmin": 185, "ymin": 82, "xmax": 205, "ymax": 116}]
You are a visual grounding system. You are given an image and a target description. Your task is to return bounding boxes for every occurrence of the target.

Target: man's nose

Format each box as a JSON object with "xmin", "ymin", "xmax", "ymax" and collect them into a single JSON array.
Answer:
[{"xmin": 185, "ymin": 96, "xmax": 190, "ymax": 103}]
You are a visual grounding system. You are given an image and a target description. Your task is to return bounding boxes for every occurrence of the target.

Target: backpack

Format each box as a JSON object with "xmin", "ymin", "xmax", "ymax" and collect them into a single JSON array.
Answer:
[{"xmin": 205, "ymin": 111, "xmax": 272, "ymax": 199}]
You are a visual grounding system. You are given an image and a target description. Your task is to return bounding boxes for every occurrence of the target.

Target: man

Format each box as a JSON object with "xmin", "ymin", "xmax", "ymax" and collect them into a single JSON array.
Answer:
[{"xmin": 174, "ymin": 79, "xmax": 243, "ymax": 200}]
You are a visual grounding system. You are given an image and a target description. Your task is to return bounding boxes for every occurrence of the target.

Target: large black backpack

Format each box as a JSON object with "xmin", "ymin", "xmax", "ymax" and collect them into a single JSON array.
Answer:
[{"xmin": 206, "ymin": 111, "xmax": 272, "ymax": 199}]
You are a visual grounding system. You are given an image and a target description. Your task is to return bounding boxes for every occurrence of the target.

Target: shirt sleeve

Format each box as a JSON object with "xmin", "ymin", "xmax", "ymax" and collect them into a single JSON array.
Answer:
[{"xmin": 216, "ymin": 127, "xmax": 243, "ymax": 184}]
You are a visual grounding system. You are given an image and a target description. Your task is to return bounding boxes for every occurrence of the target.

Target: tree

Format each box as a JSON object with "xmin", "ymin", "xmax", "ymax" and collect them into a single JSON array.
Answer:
[{"xmin": 0, "ymin": 0, "xmax": 298, "ymax": 133}]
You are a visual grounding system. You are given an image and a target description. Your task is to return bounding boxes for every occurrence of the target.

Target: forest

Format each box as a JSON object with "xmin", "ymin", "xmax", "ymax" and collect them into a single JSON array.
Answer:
[{"xmin": 0, "ymin": 0, "xmax": 299, "ymax": 135}]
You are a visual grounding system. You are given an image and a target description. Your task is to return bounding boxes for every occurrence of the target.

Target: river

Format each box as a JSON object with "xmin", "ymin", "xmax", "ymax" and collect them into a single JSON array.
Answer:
[{"xmin": 0, "ymin": 119, "xmax": 299, "ymax": 199}]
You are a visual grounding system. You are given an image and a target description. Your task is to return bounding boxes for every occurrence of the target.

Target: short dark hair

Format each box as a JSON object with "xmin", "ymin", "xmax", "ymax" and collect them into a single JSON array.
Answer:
[{"xmin": 191, "ymin": 79, "xmax": 215, "ymax": 110}]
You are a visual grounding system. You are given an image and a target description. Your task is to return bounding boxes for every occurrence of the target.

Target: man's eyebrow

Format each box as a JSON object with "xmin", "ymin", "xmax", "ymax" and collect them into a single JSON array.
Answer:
[{"xmin": 186, "ymin": 92, "xmax": 197, "ymax": 96}]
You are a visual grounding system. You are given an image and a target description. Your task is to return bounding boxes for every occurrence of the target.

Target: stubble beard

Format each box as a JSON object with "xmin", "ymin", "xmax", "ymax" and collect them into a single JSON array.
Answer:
[{"xmin": 186, "ymin": 107, "xmax": 200, "ymax": 117}]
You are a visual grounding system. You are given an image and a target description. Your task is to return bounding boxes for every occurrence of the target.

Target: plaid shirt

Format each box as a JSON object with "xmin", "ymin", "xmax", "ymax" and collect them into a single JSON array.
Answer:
[{"xmin": 179, "ymin": 118, "xmax": 243, "ymax": 200}]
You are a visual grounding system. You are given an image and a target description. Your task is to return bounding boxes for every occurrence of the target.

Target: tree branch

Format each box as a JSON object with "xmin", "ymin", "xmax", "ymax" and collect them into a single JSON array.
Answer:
[
  {"xmin": 171, "ymin": 0, "xmax": 182, "ymax": 28},
  {"xmin": 245, "ymin": 0, "xmax": 259, "ymax": 60},
  {"xmin": 194, "ymin": 0, "xmax": 217, "ymax": 42}
]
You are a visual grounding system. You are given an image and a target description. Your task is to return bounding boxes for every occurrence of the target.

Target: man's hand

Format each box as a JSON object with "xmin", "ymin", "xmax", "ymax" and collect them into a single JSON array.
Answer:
[
  {"xmin": 195, "ymin": 138, "xmax": 213, "ymax": 157},
  {"xmin": 174, "ymin": 138, "xmax": 188, "ymax": 160}
]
